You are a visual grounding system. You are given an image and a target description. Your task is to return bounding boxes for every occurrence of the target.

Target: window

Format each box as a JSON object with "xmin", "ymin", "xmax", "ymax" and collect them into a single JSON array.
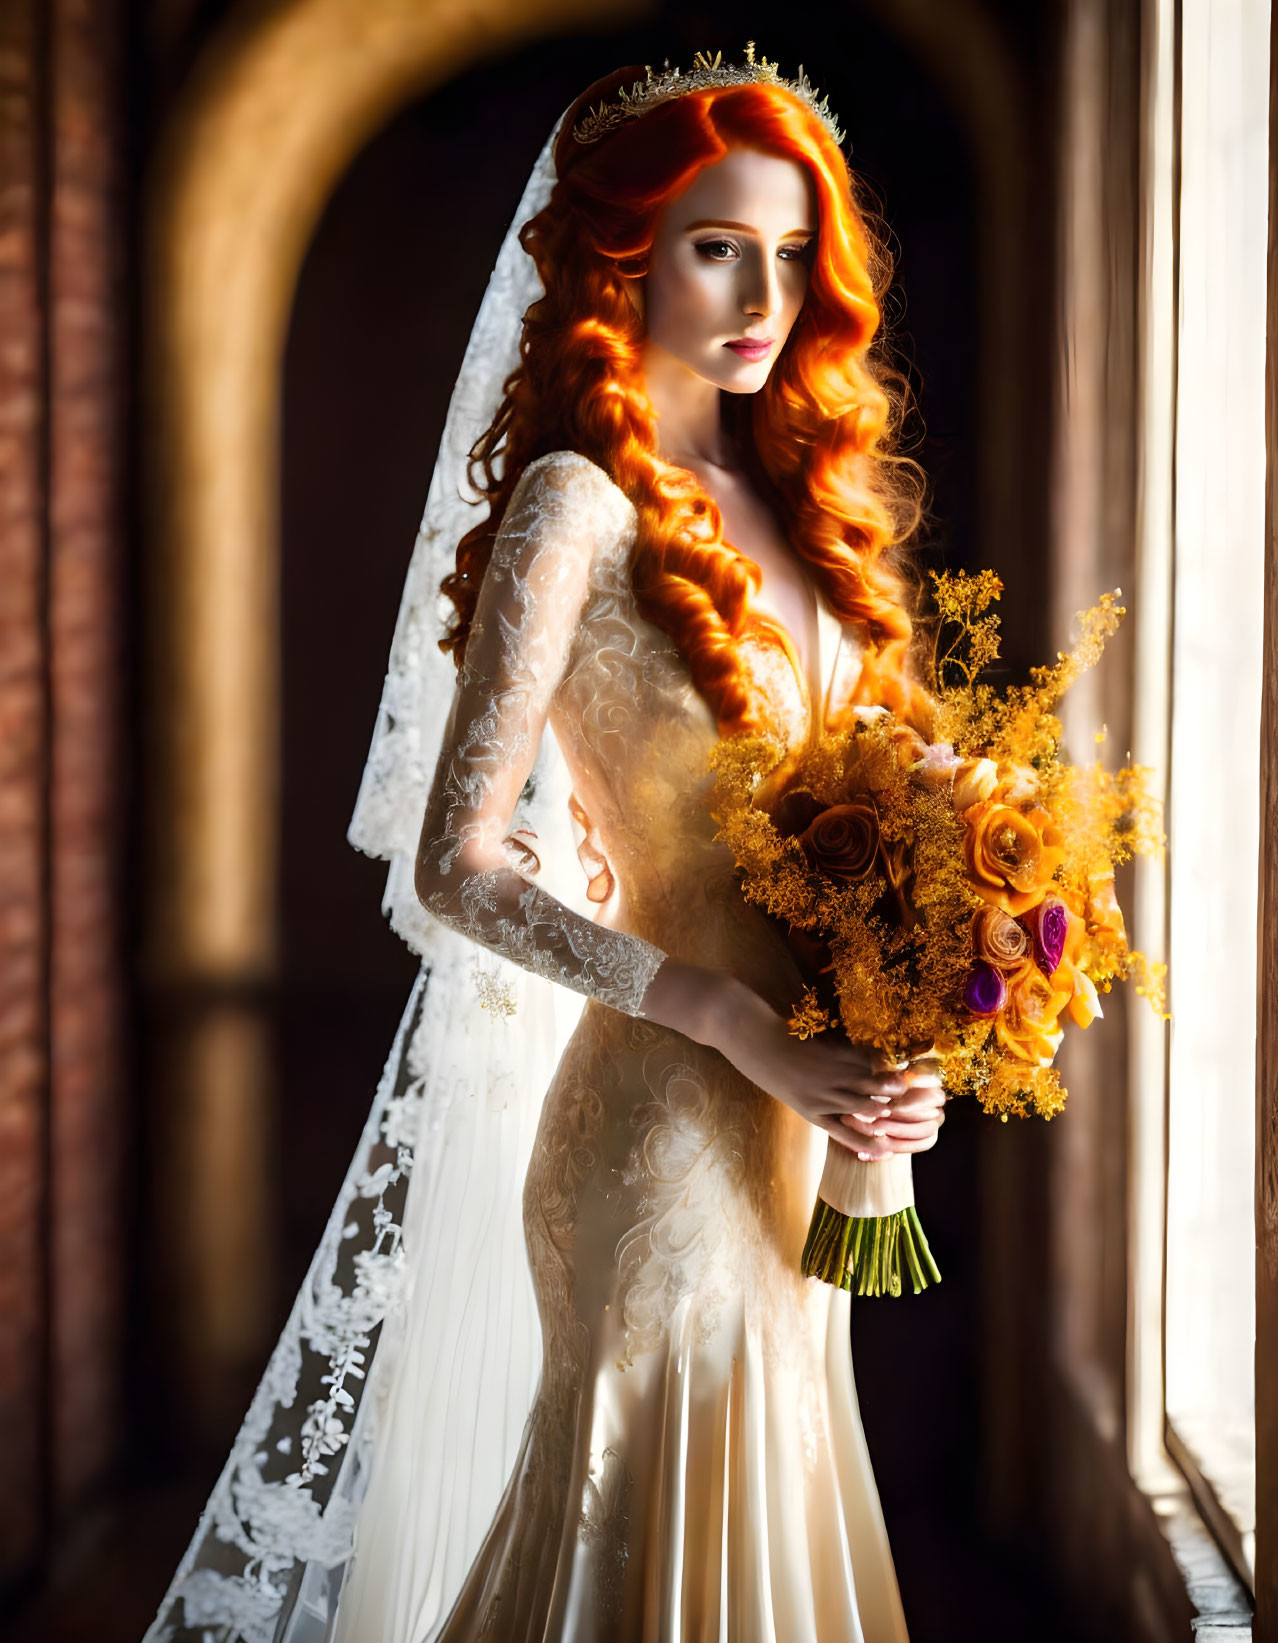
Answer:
[{"xmin": 1131, "ymin": 0, "xmax": 1267, "ymax": 1591}]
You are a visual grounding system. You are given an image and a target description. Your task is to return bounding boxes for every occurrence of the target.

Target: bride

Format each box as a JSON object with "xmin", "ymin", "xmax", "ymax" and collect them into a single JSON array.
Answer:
[{"xmin": 145, "ymin": 47, "xmax": 946, "ymax": 1643}]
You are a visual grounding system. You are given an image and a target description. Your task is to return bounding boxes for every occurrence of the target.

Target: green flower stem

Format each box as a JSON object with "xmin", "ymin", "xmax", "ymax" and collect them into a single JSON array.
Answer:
[{"xmin": 801, "ymin": 1199, "xmax": 942, "ymax": 1297}]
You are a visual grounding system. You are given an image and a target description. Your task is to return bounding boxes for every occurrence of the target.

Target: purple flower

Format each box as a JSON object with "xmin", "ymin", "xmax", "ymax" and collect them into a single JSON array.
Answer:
[
  {"xmin": 963, "ymin": 961, "xmax": 1008, "ymax": 1017},
  {"xmin": 1025, "ymin": 897, "xmax": 1068, "ymax": 976}
]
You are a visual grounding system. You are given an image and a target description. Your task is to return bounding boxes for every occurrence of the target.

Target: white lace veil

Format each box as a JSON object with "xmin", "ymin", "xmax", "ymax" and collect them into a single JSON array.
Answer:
[{"xmin": 144, "ymin": 108, "xmax": 594, "ymax": 1643}]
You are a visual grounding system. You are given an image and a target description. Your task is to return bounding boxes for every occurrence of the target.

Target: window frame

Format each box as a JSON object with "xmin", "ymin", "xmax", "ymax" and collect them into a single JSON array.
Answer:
[{"xmin": 1132, "ymin": 0, "xmax": 1267, "ymax": 1604}]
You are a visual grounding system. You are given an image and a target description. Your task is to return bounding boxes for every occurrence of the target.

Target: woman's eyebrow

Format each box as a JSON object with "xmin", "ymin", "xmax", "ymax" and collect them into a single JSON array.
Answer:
[{"xmin": 683, "ymin": 217, "xmax": 815, "ymax": 237}]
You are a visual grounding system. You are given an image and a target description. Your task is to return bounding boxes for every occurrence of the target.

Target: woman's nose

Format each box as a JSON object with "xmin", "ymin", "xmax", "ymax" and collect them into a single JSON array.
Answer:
[{"xmin": 740, "ymin": 246, "xmax": 781, "ymax": 319}]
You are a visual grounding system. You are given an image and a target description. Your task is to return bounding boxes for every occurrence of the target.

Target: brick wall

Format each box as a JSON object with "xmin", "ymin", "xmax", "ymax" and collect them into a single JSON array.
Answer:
[{"xmin": 0, "ymin": 0, "xmax": 126, "ymax": 1596}]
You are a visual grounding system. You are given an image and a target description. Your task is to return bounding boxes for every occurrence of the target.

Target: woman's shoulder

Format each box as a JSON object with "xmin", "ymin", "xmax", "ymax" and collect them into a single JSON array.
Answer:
[
  {"xmin": 491, "ymin": 451, "xmax": 637, "ymax": 589},
  {"xmin": 514, "ymin": 449, "xmax": 637, "ymax": 530}
]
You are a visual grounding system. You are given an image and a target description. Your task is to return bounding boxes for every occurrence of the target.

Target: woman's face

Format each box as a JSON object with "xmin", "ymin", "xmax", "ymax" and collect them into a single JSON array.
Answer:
[{"xmin": 641, "ymin": 145, "xmax": 817, "ymax": 395}]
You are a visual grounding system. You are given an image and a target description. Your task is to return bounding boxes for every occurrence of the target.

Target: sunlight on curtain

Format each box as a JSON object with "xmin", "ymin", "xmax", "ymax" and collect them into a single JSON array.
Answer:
[
  {"xmin": 1127, "ymin": 0, "xmax": 1175, "ymax": 1502},
  {"xmin": 1163, "ymin": 0, "xmax": 1269, "ymax": 1576}
]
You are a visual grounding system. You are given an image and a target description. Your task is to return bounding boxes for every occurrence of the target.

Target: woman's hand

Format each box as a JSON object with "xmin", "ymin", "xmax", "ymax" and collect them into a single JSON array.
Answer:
[
  {"xmin": 839, "ymin": 1055, "xmax": 947, "ymax": 1160},
  {"xmin": 640, "ymin": 960, "xmax": 909, "ymax": 1154}
]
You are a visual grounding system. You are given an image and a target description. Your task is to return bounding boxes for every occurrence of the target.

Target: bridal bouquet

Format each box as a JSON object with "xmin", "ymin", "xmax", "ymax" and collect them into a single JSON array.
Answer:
[{"xmin": 711, "ymin": 570, "xmax": 1165, "ymax": 1297}]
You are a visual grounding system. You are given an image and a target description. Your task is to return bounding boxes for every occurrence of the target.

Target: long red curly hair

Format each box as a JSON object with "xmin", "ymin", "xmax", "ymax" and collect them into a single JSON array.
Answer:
[{"xmin": 440, "ymin": 65, "xmax": 933, "ymax": 734}]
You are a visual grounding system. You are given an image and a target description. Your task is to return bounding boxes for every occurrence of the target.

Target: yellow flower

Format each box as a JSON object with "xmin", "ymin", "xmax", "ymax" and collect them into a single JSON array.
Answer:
[
  {"xmin": 883, "ymin": 720, "xmax": 929, "ymax": 766},
  {"xmin": 952, "ymin": 757, "xmax": 998, "ymax": 812},
  {"xmin": 994, "ymin": 963, "xmax": 1072, "ymax": 1065},
  {"xmin": 1086, "ymin": 868, "xmax": 1127, "ymax": 958},
  {"xmin": 964, "ymin": 802, "xmax": 1066, "ymax": 917},
  {"xmin": 1065, "ymin": 967, "xmax": 1104, "ymax": 1028},
  {"xmin": 993, "ymin": 762, "xmax": 1040, "ymax": 808}
]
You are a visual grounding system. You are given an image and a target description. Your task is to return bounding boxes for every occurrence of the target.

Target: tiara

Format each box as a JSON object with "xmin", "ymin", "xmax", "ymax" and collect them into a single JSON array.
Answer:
[{"xmin": 571, "ymin": 43, "xmax": 847, "ymax": 152}]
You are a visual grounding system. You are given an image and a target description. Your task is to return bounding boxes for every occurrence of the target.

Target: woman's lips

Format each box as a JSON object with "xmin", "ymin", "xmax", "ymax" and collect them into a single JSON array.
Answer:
[{"xmin": 725, "ymin": 339, "xmax": 773, "ymax": 361}]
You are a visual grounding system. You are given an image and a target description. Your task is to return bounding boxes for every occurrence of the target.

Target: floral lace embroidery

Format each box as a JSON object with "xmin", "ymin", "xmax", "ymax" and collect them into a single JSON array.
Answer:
[
  {"xmin": 615, "ymin": 1027, "xmax": 748, "ymax": 1367},
  {"xmin": 143, "ymin": 971, "xmax": 438, "ymax": 1643}
]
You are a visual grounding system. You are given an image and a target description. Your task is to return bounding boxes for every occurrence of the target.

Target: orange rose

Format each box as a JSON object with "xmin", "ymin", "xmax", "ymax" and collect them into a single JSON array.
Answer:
[
  {"xmin": 972, "ymin": 906, "xmax": 1031, "ymax": 971},
  {"xmin": 995, "ymin": 963, "xmax": 1072, "ymax": 1066},
  {"xmin": 964, "ymin": 802, "xmax": 1066, "ymax": 917},
  {"xmin": 1062, "ymin": 964, "xmax": 1104, "ymax": 1028},
  {"xmin": 800, "ymin": 801, "xmax": 881, "ymax": 883}
]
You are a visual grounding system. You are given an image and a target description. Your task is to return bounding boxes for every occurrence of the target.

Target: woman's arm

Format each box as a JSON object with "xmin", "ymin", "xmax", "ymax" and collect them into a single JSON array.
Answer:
[{"xmin": 414, "ymin": 451, "xmax": 668, "ymax": 1015}]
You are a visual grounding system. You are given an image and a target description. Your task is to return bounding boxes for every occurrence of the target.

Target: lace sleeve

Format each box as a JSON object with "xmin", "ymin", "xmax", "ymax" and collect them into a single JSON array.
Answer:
[{"xmin": 414, "ymin": 451, "xmax": 667, "ymax": 1016}]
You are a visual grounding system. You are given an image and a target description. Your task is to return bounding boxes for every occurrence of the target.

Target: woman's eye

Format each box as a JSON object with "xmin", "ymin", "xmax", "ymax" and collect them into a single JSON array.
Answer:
[{"xmin": 693, "ymin": 239, "xmax": 813, "ymax": 265}]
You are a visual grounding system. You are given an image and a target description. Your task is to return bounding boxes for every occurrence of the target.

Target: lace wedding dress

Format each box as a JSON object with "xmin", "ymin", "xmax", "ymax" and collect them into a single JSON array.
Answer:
[
  {"xmin": 328, "ymin": 447, "xmax": 908, "ymax": 1643},
  {"xmin": 144, "ymin": 100, "xmax": 909, "ymax": 1643}
]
